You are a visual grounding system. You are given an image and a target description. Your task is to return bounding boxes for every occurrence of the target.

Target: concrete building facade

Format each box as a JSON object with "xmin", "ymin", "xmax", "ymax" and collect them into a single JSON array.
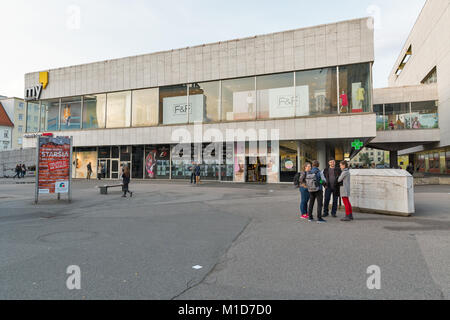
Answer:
[
  {"xmin": 0, "ymin": 97, "xmax": 26, "ymax": 150},
  {"xmin": 372, "ymin": 0, "xmax": 450, "ymax": 174},
  {"xmin": 22, "ymin": 17, "xmax": 375, "ymax": 182}
]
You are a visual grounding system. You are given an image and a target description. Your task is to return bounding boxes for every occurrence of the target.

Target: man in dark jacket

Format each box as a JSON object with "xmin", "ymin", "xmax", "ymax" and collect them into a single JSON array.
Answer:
[{"xmin": 322, "ymin": 159, "xmax": 342, "ymax": 218}]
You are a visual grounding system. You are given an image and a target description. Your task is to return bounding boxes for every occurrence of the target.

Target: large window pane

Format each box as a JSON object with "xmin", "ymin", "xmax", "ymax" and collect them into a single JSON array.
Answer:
[
  {"xmin": 339, "ymin": 63, "xmax": 371, "ymax": 113},
  {"xmin": 132, "ymin": 88, "xmax": 159, "ymax": 127},
  {"xmin": 385, "ymin": 103, "xmax": 410, "ymax": 130},
  {"xmin": 189, "ymin": 81, "xmax": 220, "ymax": 123},
  {"xmin": 83, "ymin": 94, "xmax": 106, "ymax": 129},
  {"xmin": 221, "ymin": 77, "xmax": 256, "ymax": 121},
  {"xmin": 106, "ymin": 91, "xmax": 131, "ymax": 128},
  {"xmin": 257, "ymin": 73, "xmax": 294, "ymax": 119},
  {"xmin": 26, "ymin": 102, "xmax": 40, "ymax": 133},
  {"xmin": 295, "ymin": 67, "xmax": 337, "ymax": 116},
  {"xmin": 160, "ymin": 85, "xmax": 188, "ymax": 125},
  {"xmin": 374, "ymin": 104, "xmax": 385, "ymax": 131},
  {"xmin": 60, "ymin": 97, "xmax": 81, "ymax": 131},
  {"xmin": 41, "ymin": 99, "xmax": 59, "ymax": 131},
  {"xmin": 411, "ymin": 101, "xmax": 439, "ymax": 129}
]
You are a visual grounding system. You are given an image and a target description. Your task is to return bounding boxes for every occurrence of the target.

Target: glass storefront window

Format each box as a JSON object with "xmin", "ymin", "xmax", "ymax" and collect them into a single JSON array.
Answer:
[
  {"xmin": 339, "ymin": 63, "xmax": 371, "ymax": 113},
  {"xmin": 83, "ymin": 94, "xmax": 106, "ymax": 129},
  {"xmin": 295, "ymin": 68, "xmax": 337, "ymax": 116},
  {"xmin": 160, "ymin": 85, "xmax": 188, "ymax": 125},
  {"xmin": 411, "ymin": 101, "xmax": 439, "ymax": 129},
  {"xmin": 385, "ymin": 103, "xmax": 410, "ymax": 130},
  {"xmin": 446, "ymin": 151, "xmax": 450, "ymax": 174},
  {"xmin": 145, "ymin": 145, "xmax": 171, "ymax": 179},
  {"xmin": 374, "ymin": 104, "xmax": 385, "ymax": 131},
  {"xmin": 188, "ymin": 82, "xmax": 220, "ymax": 123},
  {"xmin": 221, "ymin": 142, "xmax": 234, "ymax": 182},
  {"xmin": 61, "ymin": 97, "xmax": 81, "ymax": 131},
  {"xmin": 280, "ymin": 141, "xmax": 298, "ymax": 183},
  {"xmin": 257, "ymin": 73, "xmax": 295, "ymax": 119},
  {"xmin": 106, "ymin": 91, "xmax": 132, "ymax": 128},
  {"xmin": 132, "ymin": 88, "xmax": 159, "ymax": 127},
  {"xmin": 221, "ymin": 77, "xmax": 256, "ymax": 121},
  {"xmin": 73, "ymin": 147, "xmax": 97, "ymax": 179},
  {"xmin": 26, "ymin": 102, "xmax": 40, "ymax": 133},
  {"xmin": 41, "ymin": 99, "xmax": 60, "ymax": 132}
]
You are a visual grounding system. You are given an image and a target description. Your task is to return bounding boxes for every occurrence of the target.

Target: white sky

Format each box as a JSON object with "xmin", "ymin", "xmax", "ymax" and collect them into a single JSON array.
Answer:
[{"xmin": 0, "ymin": 0, "xmax": 426, "ymax": 98}]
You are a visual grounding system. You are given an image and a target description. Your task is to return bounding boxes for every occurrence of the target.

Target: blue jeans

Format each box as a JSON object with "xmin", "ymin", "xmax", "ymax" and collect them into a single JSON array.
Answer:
[
  {"xmin": 299, "ymin": 187, "xmax": 310, "ymax": 215},
  {"xmin": 324, "ymin": 187, "xmax": 339, "ymax": 216}
]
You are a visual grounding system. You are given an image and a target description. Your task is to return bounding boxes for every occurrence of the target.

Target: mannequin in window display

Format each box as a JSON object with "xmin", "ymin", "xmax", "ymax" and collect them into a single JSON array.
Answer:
[
  {"xmin": 63, "ymin": 105, "xmax": 72, "ymax": 127},
  {"xmin": 339, "ymin": 91, "xmax": 349, "ymax": 113},
  {"xmin": 351, "ymin": 83, "xmax": 365, "ymax": 113}
]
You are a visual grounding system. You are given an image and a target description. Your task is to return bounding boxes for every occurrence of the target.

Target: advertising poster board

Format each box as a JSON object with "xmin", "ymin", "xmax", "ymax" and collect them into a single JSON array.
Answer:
[{"xmin": 35, "ymin": 136, "xmax": 72, "ymax": 203}]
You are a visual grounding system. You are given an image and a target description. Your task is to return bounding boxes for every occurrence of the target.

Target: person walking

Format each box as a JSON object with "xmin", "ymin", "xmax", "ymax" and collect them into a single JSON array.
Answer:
[
  {"xmin": 323, "ymin": 159, "xmax": 342, "ymax": 218},
  {"xmin": 87, "ymin": 162, "xmax": 93, "ymax": 180},
  {"xmin": 122, "ymin": 166, "xmax": 133, "ymax": 198},
  {"xmin": 21, "ymin": 164, "xmax": 27, "ymax": 178},
  {"xmin": 13, "ymin": 164, "xmax": 21, "ymax": 179},
  {"xmin": 306, "ymin": 160, "xmax": 327, "ymax": 224},
  {"xmin": 338, "ymin": 161, "xmax": 353, "ymax": 222},
  {"xmin": 195, "ymin": 163, "xmax": 201, "ymax": 185},
  {"xmin": 98, "ymin": 164, "xmax": 103, "ymax": 180},
  {"xmin": 297, "ymin": 162, "xmax": 312, "ymax": 220}
]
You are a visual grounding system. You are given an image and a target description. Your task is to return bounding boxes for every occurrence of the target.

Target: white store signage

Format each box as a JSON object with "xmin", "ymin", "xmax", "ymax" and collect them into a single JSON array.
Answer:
[{"xmin": 163, "ymin": 95, "xmax": 205, "ymax": 125}]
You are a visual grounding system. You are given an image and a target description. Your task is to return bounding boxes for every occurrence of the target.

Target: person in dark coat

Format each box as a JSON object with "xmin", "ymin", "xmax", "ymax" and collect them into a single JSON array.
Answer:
[
  {"xmin": 322, "ymin": 159, "xmax": 342, "ymax": 218},
  {"xmin": 122, "ymin": 166, "xmax": 133, "ymax": 198}
]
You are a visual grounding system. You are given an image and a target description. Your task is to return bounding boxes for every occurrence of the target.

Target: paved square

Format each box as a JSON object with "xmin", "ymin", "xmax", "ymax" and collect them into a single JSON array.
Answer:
[{"xmin": 0, "ymin": 179, "xmax": 449, "ymax": 300}]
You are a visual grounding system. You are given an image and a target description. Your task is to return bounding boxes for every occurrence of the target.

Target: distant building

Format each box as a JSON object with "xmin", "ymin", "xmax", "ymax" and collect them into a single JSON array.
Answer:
[
  {"xmin": 0, "ymin": 102, "xmax": 14, "ymax": 151},
  {"xmin": 370, "ymin": 0, "xmax": 450, "ymax": 175},
  {"xmin": 0, "ymin": 97, "xmax": 26, "ymax": 149}
]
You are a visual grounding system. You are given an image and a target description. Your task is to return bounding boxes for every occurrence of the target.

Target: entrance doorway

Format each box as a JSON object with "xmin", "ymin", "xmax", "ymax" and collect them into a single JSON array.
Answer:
[
  {"xmin": 111, "ymin": 159, "xmax": 120, "ymax": 179},
  {"xmin": 97, "ymin": 159, "xmax": 110, "ymax": 179},
  {"xmin": 246, "ymin": 157, "xmax": 267, "ymax": 183}
]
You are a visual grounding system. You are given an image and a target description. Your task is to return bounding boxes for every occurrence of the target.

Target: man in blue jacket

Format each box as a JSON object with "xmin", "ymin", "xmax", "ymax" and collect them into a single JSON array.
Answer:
[{"xmin": 306, "ymin": 160, "xmax": 327, "ymax": 224}]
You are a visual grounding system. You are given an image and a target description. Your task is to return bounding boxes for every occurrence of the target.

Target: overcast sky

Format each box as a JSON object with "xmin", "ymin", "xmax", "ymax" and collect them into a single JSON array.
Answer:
[{"xmin": 1, "ymin": 0, "xmax": 426, "ymax": 98}]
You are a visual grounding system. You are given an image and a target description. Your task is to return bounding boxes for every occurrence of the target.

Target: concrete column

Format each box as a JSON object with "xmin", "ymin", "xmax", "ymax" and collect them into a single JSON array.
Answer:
[
  {"xmin": 317, "ymin": 141, "xmax": 326, "ymax": 171},
  {"xmin": 390, "ymin": 150, "xmax": 398, "ymax": 169}
]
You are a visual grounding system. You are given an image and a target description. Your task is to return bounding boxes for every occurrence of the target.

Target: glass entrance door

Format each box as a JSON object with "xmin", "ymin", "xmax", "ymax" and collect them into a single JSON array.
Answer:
[
  {"xmin": 111, "ymin": 159, "xmax": 120, "ymax": 179},
  {"xmin": 98, "ymin": 159, "xmax": 110, "ymax": 179}
]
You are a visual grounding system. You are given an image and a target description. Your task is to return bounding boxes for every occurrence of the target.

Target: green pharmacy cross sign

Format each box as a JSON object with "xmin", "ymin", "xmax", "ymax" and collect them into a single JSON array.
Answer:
[{"xmin": 352, "ymin": 139, "xmax": 364, "ymax": 151}]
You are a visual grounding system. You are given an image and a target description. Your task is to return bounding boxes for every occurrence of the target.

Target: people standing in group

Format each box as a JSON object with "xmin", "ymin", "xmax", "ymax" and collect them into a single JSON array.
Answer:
[
  {"xmin": 87, "ymin": 162, "xmax": 92, "ymax": 180},
  {"xmin": 338, "ymin": 161, "xmax": 353, "ymax": 222},
  {"xmin": 122, "ymin": 166, "xmax": 133, "ymax": 198},
  {"xmin": 195, "ymin": 163, "xmax": 201, "ymax": 185},
  {"xmin": 323, "ymin": 159, "xmax": 342, "ymax": 218},
  {"xmin": 306, "ymin": 160, "xmax": 327, "ymax": 224},
  {"xmin": 297, "ymin": 162, "xmax": 312, "ymax": 220},
  {"xmin": 21, "ymin": 164, "xmax": 27, "ymax": 178},
  {"xmin": 190, "ymin": 161, "xmax": 196, "ymax": 185}
]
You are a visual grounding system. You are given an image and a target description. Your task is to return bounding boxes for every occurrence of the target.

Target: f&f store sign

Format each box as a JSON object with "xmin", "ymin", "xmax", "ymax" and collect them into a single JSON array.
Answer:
[{"xmin": 25, "ymin": 71, "xmax": 49, "ymax": 101}]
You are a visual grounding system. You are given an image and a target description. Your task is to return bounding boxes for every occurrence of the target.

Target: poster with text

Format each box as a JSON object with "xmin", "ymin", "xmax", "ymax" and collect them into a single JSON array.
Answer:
[{"xmin": 38, "ymin": 136, "xmax": 71, "ymax": 194}]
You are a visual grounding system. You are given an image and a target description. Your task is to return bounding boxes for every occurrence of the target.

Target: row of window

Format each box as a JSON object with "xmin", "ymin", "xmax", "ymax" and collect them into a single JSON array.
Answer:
[
  {"xmin": 26, "ymin": 63, "xmax": 372, "ymax": 133},
  {"xmin": 374, "ymin": 101, "xmax": 439, "ymax": 131}
]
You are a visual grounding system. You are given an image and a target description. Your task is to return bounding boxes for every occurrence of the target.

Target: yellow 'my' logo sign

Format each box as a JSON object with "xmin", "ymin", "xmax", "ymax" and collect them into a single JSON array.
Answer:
[{"xmin": 39, "ymin": 72, "xmax": 49, "ymax": 89}]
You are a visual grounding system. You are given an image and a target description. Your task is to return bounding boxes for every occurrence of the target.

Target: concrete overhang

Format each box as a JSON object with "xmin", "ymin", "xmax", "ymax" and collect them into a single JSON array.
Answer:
[{"xmin": 368, "ymin": 129, "xmax": 440, "ymax": 151}]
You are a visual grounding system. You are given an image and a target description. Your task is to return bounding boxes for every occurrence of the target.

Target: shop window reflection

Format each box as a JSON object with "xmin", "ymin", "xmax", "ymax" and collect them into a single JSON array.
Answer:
[
  {"xmin": 221, "ymin": 77, "xmax": 256, "ymax": 121},
  {"xmin": 83, "ymin": 95, "xmax": 106, "ymax": 129},
  {"xmin": 256, "ymin": 73, "xmax": 295, "ymax": 119},
  {"xmin": 339, "ymin": 63, "xmax": 371, "ymax": 113},
  {"xmin": 61, "ymin": 97, "xmax": 82, "ymax": 131},
  {"xmin": 295, "ymin": 68, "xmax": 337, "ymax": 116}
]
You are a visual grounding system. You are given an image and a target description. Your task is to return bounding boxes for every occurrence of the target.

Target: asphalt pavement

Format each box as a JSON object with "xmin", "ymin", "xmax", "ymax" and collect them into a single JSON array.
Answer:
[{"xmin": 0, "ymin": 179, "xmax": 449, "ymax": 300}]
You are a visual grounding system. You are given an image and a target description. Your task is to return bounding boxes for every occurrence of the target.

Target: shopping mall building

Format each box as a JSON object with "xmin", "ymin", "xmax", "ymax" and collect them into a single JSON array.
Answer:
[{"xmin": 22, "ymin": 17, "xmax": 376, "ymax": 183}]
